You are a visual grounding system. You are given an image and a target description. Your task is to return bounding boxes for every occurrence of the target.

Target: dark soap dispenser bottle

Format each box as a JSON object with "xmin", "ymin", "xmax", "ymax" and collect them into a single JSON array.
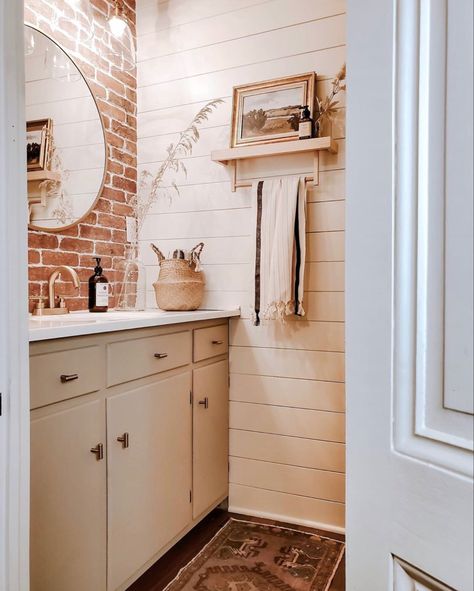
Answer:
[
  {"xmin": 89, "ymin": 257, "xmax": 109, "ymax": 313},
  {"xmin": 298, "ymin": 105, "xmax": 314, "ymax": 140}
]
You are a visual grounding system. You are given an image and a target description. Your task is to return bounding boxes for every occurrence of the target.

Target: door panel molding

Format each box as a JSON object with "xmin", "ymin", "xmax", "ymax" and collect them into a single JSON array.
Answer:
[
  {"xmin": 393, "ymin": 558, "xmax": 454, "ymax": 591},
  {"xmin": 393, "ymin": 0, "xmax": 473, "ymax": 475}
]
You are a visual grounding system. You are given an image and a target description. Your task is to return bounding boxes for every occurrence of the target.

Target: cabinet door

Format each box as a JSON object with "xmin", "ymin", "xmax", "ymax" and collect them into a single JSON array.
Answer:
[
  {"xmin": 30, "ymin": 400, "xmax": 106, "ymax": 591},
  {"xmin": 107, "ymin": 372, "xmax": 192, "ymax": 591},
  {"xmin": 193, "ymin": 360, "xmax": 229, "ymax": 519}
]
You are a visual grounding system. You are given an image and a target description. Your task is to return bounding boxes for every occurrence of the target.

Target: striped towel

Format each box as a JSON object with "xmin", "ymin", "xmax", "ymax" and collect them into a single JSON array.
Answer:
[{"xmin": 251, "ymin": 176, "xmax": 306, "ymax": 325}]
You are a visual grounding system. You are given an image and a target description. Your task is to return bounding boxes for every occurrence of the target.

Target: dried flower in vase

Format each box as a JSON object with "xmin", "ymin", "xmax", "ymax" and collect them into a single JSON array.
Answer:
[
  {"xmin": 130, "ymin": 98, "xmax": 224, "ymax": 234},
  {"xmin": 316, "ymin": 63, "xmax": 346, "ymax": 133}
]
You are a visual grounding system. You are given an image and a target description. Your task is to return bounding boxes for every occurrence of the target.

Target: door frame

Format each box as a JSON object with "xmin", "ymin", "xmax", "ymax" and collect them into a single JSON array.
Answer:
[{"xmin": 0, "ymin": 0, "xmax": 30, "ymax": 589}]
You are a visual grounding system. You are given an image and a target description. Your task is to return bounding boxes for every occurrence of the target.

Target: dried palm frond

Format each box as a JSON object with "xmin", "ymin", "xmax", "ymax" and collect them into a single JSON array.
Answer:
[{"xmin": 130, "ymin": 98, "xmax": 224, "ymax": 234}]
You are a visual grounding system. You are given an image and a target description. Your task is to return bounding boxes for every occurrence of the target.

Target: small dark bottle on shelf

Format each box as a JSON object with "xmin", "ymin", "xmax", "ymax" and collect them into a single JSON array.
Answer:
[
  {"xmin": 298, "ymin": 105, "xmax": 314, "ymax": 140},
  {"xmin": 88, "ymin": 257, "xmax": 109, "ymax": 313}
]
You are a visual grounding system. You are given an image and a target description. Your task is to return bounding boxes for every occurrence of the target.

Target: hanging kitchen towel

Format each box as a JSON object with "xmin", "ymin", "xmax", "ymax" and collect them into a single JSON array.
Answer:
[{"xmin": 251, "ymin": 176, "xmax": 306, "ymax": 325}]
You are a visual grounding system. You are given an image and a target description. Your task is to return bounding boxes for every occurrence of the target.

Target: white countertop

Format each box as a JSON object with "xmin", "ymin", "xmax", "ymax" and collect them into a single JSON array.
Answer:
[{"xmin": 29, "ymin": 309, "xmax": 241, "ymax": 342}]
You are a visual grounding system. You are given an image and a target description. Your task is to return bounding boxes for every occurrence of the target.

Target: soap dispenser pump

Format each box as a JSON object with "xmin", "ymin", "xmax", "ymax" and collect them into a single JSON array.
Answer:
[{"xmin": 89, "ymin": 257, "xmax": 109, "ymax": 312}]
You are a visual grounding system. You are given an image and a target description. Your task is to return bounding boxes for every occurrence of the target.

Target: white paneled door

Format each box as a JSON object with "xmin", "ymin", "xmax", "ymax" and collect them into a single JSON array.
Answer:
[{"xmin": 347, "ymin": 0, "xmax": 473, "ymax": 589}]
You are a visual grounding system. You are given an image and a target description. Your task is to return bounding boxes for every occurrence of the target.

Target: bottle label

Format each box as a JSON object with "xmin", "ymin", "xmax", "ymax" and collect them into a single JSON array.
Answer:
[
  {"xmin": 299, "ymin": 121, "xmax": 313, "ymax": 138},
  {"xmin": 95, "ymin": 283, "xmax": 109, "ymax": 307}
]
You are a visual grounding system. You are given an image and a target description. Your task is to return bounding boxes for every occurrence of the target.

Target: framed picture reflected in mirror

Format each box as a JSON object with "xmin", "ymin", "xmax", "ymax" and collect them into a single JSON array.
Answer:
[{"xmin": 26, "ymin": 118, "xmax": 52, "ymax": 172}]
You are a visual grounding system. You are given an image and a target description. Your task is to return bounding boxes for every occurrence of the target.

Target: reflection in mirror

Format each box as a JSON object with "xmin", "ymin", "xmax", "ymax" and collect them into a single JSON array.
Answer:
[{"xmin": 25, "ymin": 25, "xmax": 106, "ymax": 231}]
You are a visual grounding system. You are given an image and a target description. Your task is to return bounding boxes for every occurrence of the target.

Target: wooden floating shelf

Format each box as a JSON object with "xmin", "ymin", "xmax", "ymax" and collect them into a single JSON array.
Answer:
[
  {"xmin": 27, "ymin": 171, "xmax": 62, "ymax": 214},
  {"xmin": 211, "ymin": 137, "xmax": 338, "ymax": 191},
  {"xmin": 27, "ymin": 170, "xmax": 62, "ymax": 183},
  {"xmin": 211, "ymin": 137, "xmax": 337, "ymax": 164}
]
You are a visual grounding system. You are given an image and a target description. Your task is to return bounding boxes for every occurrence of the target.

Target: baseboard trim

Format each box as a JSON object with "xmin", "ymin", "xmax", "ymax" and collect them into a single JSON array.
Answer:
[{"xmin": 228, "ymin": 503, "xmax": 346, "ymax": 536}]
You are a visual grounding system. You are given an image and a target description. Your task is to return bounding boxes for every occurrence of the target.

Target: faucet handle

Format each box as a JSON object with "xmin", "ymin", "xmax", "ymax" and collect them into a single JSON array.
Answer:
[
  {"xmin": 29, "ymin": 296, "xmax": 47, "ymax": 315},
  {"xmin": 29, "ymin": 296, "xmax": 46, "ymax": 306}
]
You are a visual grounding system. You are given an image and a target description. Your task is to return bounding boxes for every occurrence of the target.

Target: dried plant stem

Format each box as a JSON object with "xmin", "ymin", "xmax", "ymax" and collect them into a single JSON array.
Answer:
[{"xmin": 133, "ymin": 98, "xmax": 223, "ymax": 234}]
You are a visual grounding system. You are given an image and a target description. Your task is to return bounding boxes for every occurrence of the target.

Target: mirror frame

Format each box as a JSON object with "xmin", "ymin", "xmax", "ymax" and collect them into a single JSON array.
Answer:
[{"xmin": 26, "ymin": 24, "xmax": 108, "ymax": 233}]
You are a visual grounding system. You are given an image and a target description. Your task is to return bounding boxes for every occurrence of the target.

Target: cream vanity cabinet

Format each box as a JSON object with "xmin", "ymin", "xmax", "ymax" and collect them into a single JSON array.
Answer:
[{"xmin": 29, "ymin": 320, "xmax": 229, "ymax": 591}]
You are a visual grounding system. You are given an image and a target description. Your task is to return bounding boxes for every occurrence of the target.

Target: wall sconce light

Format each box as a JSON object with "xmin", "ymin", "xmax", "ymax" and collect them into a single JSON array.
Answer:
[{"xmin": 106, "ymin": 0, "xmax": 136, "ymax": 72}]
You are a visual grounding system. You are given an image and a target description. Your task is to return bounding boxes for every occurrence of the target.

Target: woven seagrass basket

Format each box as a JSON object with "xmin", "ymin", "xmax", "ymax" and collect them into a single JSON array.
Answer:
[{"xmin": 151, "ymin": 243, "xmax": 205, "ymax": 311}]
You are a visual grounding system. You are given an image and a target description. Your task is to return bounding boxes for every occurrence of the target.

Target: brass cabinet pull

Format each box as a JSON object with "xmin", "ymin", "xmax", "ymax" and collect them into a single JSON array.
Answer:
[
  {"xmin": 198, "ymin": 397, "xmax": 209, "ymax": 409},
  {"xmin": 212, "ymin": 340, "xmax": 224, "ymax": 345},
  {"xmin": 117, "ymin": 432, "xmax": 129, "ymax": 449},
  {"xmin": 60, "ymin": 373, "xmax": 79, "ymax": 383},
  {"xmin": 90, "ymin": 443, "xmax": 104, "ymax": 460},
  {"xmin": 154, "ymin": 353, "xmax": 168, "ymax": 359}
]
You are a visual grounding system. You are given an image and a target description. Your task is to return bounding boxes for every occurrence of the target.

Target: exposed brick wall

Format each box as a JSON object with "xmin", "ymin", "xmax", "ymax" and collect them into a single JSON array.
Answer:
[{"xmin": 25, "ymin": 0, "xmax": 137, "ymax": 311}]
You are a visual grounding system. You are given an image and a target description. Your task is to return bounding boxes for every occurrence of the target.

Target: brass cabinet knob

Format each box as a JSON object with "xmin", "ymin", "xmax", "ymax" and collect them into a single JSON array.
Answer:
[
  {"xmin": 117, "ymin": 432, "xmax": 130, "ymax": 449},
  {"xmin": 60, "ymin": 373, "xmax": 79, "ymax": 383},
  {"xmin": 212, "ymin": 340, "xmax": 224, "ymax": 345},
  {"xmin": 154, "ymin": 353, "xmax": 168, "ymax": 359},
  {"xmin": 198, "ymin": 397, "xmax": 209, "ymax": 409},
  {"xmin": 90, "ymin": 443, "xmax": 104, "ymax": 460}
]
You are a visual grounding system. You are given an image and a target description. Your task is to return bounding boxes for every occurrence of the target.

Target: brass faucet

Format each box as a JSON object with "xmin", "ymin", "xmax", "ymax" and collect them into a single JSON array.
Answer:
[{"xmin": 32, "ymin": 266, "xmax": 80, "ymax": 316}]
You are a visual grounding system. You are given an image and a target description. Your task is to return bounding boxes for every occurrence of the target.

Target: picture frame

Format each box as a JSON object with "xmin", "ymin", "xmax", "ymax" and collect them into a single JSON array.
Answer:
[
  {"xmin": 26, "ymin": 118, "xmax": 52, "ymax": 171},
  {"xmin": 230, "ymin": 72, "xmax": 316, "ymax": 148}
]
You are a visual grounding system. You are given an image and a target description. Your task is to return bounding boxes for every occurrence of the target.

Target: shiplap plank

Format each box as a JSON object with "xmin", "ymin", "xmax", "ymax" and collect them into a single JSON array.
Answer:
[
  {"xmin": 305, "ymin": 292, "xmax": 345, "ymax": 321},
  {"xmin": 139, "ymin": 16, "xmax": 346, "ymax": 87},
  {"xmin": 137, "ymin": 0, "xmax": 268, "ymax": 35},
  {"xmin": 229, "ymin": 430, "xmax": 346, "ymax": 472},
  {"xmin": 133, "ymin": 170, "xmax": 344, "ymax": 210},
  {"xmin": 230, "ymin": 319, "xmax": 344, "ymax": 352},
  {"xmin": 307, "ymin": 231, "xmax": 344, "ymax": 261},
  {"xmin": 138, "ymin": 0, "xmax": 346, "ymax": 60},
  {"xmin": 138, "ymin": 46, "xmax": 346, "ymax": 112},
  {"xmin": 229, "ymin": 373, "xmax": 345, "ymax": 412},
  {"xmin": 229, "ymin": 484, "xmax": 345, "ymax": 530},
  {"xmin": 230, "ymin": 346, "xmax": 344, "ymax": 382},
  {"xmin": 140, "ymin": 208, "xmax": 251, "ymax": 240},
  {"xmin": 306, "ymin": 169, "xmax": 346, "ymax": 202},
  {"xmin": 139, "ymin": 125, "xmax": 230, "ymax": 164},
  {"xmin": 305, "ymin": 262, "xmax": 345, "ymax": 292},
  {"xmin": 230, "ymin": 457, "xmax": 345, "ymax": 502},
  {"xmin": 307, "ymin": 201, "xmax": 345, "ymax": 233},
  {"xmin": 141, "ymin": 236, "xmax": 252, "ymax": 265},
  {"xmin": 229, "ymin": 402, "xmax": 345, "ymax": 442}
]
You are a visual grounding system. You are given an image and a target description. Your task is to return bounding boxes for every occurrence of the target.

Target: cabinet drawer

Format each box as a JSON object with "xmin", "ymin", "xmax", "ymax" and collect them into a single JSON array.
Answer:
[
  {"xmin": 193, "ymin": 324, "xmax": 229, "ymax": 362},
  {"xmin": 107, "ymin": 331, "xmax": 192, "ymax": 386},
  {"xmin": 30, "ymin": 346, "xmax": 102, "ymax": 409}
]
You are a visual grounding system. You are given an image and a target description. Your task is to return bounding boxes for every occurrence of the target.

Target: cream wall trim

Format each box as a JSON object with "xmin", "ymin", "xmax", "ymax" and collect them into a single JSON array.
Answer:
[
  {"xmin": 0, "ymin": 0, "xmax": 30, "ymax": 589},
  {"xmin": 137, "ymin": 0, "xmax": 346, "ymax": 530},
  {"xmin": 229, "ymin": 484, "xmax": 345, "ymax": 534}
]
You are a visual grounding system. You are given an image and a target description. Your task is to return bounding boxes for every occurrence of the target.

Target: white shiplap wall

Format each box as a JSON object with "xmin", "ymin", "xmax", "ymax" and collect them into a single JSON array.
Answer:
[{"xmin": 137, "ymin": 0, "xmax": 346, "ymax": 532}]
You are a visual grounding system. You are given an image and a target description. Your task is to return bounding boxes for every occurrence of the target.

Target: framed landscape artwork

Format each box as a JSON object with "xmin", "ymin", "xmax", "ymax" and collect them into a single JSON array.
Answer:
[
  {"xmin": 231, "ymin": 72, "xmax": 316, "ymax": 147},
  {"xmin": 26, "ymin": 118, "xmax": 52, "ymax": 171}
]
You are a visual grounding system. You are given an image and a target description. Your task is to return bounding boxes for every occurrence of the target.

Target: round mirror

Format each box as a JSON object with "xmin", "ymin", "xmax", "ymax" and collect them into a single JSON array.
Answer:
[{"xmin": 25, "ymin": 25, "xmax": 106, "ymax": 231}]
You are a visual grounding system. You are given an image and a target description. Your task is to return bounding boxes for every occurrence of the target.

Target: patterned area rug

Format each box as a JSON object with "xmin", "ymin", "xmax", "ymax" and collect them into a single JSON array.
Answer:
[{"xmin": 164, "ymin": 519, "xmax": 345, "ymax": 591}]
